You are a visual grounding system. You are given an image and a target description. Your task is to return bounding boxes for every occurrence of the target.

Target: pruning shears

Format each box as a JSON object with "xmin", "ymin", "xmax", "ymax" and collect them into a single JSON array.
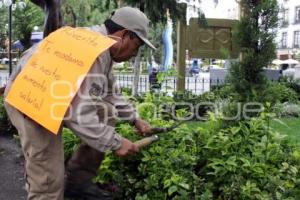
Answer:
[{"xmin": 134, "ymin": 121, "xmax": 185, "ymax": 148}]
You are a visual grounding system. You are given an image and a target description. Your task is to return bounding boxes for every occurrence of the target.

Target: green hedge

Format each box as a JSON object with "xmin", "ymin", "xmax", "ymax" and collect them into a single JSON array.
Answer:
[
  {"xmin": 173, "ymin": 82, "xmax": 298, "ymax": 120},
  {"xmin": 89, "ymin": 113, "xmax": 300, "ymax": 199}
]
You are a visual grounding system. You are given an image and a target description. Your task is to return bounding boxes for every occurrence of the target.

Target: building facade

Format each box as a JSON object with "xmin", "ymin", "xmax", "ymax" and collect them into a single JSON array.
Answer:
[
  {"xmin": 276, "ymin": 0, "xmax": 300, "ymax": 60},
  {"xmin": 190, "ymin": 0, "xmax": 299, "ymax": 61}
]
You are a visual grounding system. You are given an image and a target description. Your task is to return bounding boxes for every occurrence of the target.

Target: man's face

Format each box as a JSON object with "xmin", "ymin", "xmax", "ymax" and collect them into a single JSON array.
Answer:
[{"xmin": 111, "ymin": 31, "xmax": 143, "ymax": 62}]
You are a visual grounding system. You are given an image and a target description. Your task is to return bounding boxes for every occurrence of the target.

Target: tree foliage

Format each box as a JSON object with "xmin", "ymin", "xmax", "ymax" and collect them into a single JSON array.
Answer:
[
  {"xmin": 228, "ymin": 0, "xmax": 279, "ymax": 101},
  {"xmin": 61, "ymin": 0, "xmax": 167, "ymax": 28},
  {"xmin": 62, "ymin": 0, "xmax": 117, "ymax": 27},
  {"xmin": 13, "ymin": 1, "xmax": 44, "ymax": 50},
  {"xmin": 0, "ymin": 1, "xmax": 43, "ymax": 50},
  {"xmin": 123, "ymin": 0, "xmax": 185, "ymax": 23}
]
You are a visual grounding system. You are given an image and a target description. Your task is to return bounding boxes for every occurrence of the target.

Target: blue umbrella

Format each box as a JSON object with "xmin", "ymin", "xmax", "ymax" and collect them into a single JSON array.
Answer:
[{"xmin": 13, "ymin": 40, "xmax": 24, "ymax": 50}]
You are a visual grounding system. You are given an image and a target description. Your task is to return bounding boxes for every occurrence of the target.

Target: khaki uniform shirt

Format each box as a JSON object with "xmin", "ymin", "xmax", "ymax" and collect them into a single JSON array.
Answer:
[{"xmin": 5, "ymin": 25, "xmax": 137, "ymax": 152}]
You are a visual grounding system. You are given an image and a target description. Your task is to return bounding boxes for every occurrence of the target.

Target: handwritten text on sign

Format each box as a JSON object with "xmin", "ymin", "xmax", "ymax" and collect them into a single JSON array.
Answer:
[{"xmin": 5, "ymin": 27, "xmax": 116, "ymax": 134}]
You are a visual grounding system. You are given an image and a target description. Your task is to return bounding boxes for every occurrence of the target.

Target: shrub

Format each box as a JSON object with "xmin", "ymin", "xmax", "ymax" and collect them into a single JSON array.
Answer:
[
  {"xmin": 120, "ymin": 87, "xmax": 133, "ymax": 96},
  {"xmin": 62, "ymin": 128, "xmax": 80, "ymax": 159},
  {"xmin": 279, "ymin": 77, "xmax": 300, "ymax": 100},
  {"xmin": 137, "ymin": 93, "xmax": 176, "ymax": 121},
  {"xmin": 173, "ymin": 85, "xmax": 238, "ymax": 119},
  {"xmin": 95, "ymin": 120, "xmax": 201, "ymax": 199},
  {"xmin": 173, "ymin": 81, "xmax": 298, "ymax": 122},
  {"xmin": 195, "ymin": 113, "xmax": 300, "ymax": 199},
  {"xmin": 0, "ymin": 96, "xmax": 16, "ymax": 134},
  {"xmin": 260, "ymin": 82, "xmax": 298, "ymax": 105},
  {"xmin": 273, "ymin": 103, "xmax": 300, "ymax": 118},
  {"xmin": 91, "ymin": 112, "xmax": 300, "ymax": 199}
]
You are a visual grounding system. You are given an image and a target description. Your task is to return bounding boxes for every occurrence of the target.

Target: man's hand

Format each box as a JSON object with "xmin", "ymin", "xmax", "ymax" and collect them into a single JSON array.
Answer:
[
  {"xmin": 134, "ymin": 118, "xmax": 152, "ymax": 136},
  {"xmin": 114, "ymin": 138, "xmax": 139, "ymax": 157}
]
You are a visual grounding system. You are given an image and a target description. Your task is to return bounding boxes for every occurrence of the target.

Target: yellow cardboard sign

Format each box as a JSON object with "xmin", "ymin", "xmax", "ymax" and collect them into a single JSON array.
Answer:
[{"xmin": 5, "ymin": 27, "xmax": 116, "ymax": 134}]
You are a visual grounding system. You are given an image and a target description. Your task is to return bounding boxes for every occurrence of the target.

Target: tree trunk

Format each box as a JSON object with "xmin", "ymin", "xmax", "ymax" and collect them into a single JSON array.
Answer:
[
  {"xmin": 117, "ymin": 0, "xmax": 124, "ymax": 7},
  {"xmin": 65, "ymin": 5, "xmax": 77, "ymax": 27},
  {"xmin": 131, "ymin": 1, "xmax": 145, "ymax": 96},
  {"xmin": 30, "ymin": 0, "xmax": 63, "ymax": 37},
  {"xmin": 20, "ymin": 31, "xmax": 32, "ymax": 50},
  {"xmin": 132, "ymin": 48, "xmax": 142, "ymax": 96},
  {"xmin": 176, "ymin": 20, "xmax": 186, "ymax": 92},
  {"xmin": 139, "ymin": 1, "xmax": 145, "ymax": 12}
]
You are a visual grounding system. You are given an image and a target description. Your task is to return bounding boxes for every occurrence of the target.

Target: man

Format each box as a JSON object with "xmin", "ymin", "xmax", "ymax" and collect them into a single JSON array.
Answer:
[
  {"xmin": 4, "ymin": 7, "xmax": 155, "ymax": 200},
  {"xmin": 149, "ymin": 68, "xmax": 161, "ymax": 91}
]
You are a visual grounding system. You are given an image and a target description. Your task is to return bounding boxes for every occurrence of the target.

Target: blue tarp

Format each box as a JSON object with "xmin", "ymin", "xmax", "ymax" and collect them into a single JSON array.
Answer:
[{"xmin": 31, "ymin": 31, "xmax": 43, "ymax": 43}]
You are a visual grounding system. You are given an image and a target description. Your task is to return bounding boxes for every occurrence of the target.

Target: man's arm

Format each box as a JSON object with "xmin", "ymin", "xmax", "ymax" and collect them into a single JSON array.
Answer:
[
  {"xmin": 64, "ymin": 57, "xmax": 139, "ymax": 155},
  {"xmin": 102, "ymin": 68, "xmax": 137, "ymax": 122},
  {"xmin": 103, "ymin": 68, "xmax": 152, "ymax": 135},
  {"xmin": 64, "ymin": 95, "xmax": 122, "ymax": 152},
  {"xmin": 64, "ymin": 90, "xmax": 140, "ymax": 156}
]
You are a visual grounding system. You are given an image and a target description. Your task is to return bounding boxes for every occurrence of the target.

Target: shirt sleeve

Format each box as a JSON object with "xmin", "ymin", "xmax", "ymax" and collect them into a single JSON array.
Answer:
[
  {"xmin": 102, "ymin": 67, "xmax": 138, "ymax": 123},
  {"xmin": 64, "ymin": 57, "xmax": 123, "ymax": 152}
]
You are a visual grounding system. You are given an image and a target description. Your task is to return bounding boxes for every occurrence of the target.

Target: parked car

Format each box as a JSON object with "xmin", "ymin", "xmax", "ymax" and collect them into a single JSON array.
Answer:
[
  {"xmin": 0, "ymin": 58, "xmax": 9, "ymax": 65},
  {"xmin": 189, "ymin": 66, "xmax": 200, "ymax": 74},
  {"xmin": 202, "ymin": 64, "xmax": 222, "ymax": 72},
  {"xmin": 282, "ymin": 64, "xmax": 300, "ymax": 79}
]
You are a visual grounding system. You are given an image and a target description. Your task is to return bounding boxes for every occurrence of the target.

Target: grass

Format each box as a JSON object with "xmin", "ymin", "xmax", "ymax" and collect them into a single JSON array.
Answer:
[
  {"xmin": 269, "ymin": 117, "xmax": 300, "ymax": 144},
  {"xmin": 186, "ymin": 117, "xmax": 300, "ymax": 144}
]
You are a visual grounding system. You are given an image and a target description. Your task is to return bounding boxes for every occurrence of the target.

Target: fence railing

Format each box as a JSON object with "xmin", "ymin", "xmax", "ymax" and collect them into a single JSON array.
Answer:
[
  {"xmin": 0, "ymin": 50, "xmax": 21, "ymax": 59},
  {"xmin": 0, "ymin": 71, "xmax": 283, "ymax": 95},
  {"xmin": 0, "ymin": 71, "xmax": 228, "ymax": 94},
  {"xmin": 115, "ymin": 74, "xmax": 225, "ymax": 95}
]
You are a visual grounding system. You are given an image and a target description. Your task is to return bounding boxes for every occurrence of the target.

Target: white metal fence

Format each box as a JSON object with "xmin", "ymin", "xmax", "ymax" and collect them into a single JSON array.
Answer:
[
  {"xmin": 115, "ymin": 74, "xmax": 218, "ymax": 95},
  {"xmin": 0, "ymin": 70, "xmax": 225, "ymax": 94},
  {"xmin": 0, "ymin": 71, "xmax": 9, "ymax": 87}
]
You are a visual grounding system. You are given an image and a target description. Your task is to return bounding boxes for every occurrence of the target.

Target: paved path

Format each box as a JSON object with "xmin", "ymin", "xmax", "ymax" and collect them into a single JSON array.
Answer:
[{"xmin": 0, "ymin": 133, "xmax": 26, "ymax": 200}]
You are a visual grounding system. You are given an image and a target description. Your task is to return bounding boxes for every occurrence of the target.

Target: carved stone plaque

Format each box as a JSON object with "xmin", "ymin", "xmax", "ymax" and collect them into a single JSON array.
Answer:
[{"xmin": 186, "ymin": 18, "xmax": 239, "ymax": 58}]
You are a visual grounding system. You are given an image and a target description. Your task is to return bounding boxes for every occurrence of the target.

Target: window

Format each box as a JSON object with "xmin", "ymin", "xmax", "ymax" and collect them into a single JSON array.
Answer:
[
  {"xmin": 281, "ymin": 9, "xmax": 289, "ymax": 27},
  {"xmin": 296, "ymin": 6, "xmax": 300, "ymax": 23},
  {"xmin": 282, "ymin": 32, "xmax": 287, "ymax": 48},
  {"xmin": 283, "ymin": 9, "xmax": 289, "ymax": 23},
  {"xmin": 294, "ymin": 31, "xmax": 300, "ymax": 48}
]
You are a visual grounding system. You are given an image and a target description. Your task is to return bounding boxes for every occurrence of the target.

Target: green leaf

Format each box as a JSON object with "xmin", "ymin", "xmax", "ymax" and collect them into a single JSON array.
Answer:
[
  {"xmin": 239, "ymin": 157, "xmax": 251, "ymax": 167},
  {"xmin": 226, "ymin": 156, "xmax": 237, "ymax": 167},
  {"xmin": 179, "ymin": 183, "xmax": 190, "ymax": 190},
  {"xmin": 168, "ymin": 185, "xmax": 178, "ymax": 196},
  {"xmin": 164, "ymin": 179, "xmax": 171, "ymax": 188}
]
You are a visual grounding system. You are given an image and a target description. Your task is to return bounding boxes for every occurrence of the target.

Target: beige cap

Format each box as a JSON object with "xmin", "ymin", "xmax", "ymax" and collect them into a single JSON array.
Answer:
[{"xmin": 110, "ymin": 7, "xmax": 156, "ymax": 50}]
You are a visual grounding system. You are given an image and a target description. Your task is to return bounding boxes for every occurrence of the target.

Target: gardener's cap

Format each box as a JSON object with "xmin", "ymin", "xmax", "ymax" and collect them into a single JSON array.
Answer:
[{"xmin": 111, "ymin": 7, "xmax": 156, "ymax": 50}]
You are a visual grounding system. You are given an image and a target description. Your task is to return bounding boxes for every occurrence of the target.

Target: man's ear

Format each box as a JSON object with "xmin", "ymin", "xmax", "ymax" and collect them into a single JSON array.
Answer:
[{"xmin": 120, "ymin": 29, "xmax": 130, "ymax": 38}]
